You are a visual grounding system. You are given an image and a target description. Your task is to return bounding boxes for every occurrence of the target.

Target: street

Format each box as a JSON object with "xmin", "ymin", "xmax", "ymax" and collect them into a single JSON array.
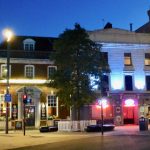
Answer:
[
  {"xmin": 0, "ymin": 125, "xmax": 150, "ymax": 150},
  {"xmin": 11, "ymin": 135, "xmax": 150, "ymax": 150}
]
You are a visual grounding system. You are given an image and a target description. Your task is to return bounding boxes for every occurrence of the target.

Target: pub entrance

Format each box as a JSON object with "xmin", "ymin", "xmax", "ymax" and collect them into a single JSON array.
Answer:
[{"xmin": 25, "ymin": 105, "xmax": 35, "ymax": 126}]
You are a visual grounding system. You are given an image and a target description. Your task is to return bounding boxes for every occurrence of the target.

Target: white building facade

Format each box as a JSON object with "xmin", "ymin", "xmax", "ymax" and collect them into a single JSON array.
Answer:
[{"xmin": 89, "ymin": 28, "xmax": 150, "ymax": 125}]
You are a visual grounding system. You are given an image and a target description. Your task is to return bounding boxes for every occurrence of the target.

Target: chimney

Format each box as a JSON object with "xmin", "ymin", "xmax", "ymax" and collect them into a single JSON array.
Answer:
[
  {"xmin": 130, "ymin": 23, "xmax": 133, "ymax": 31},
  {"xmin": 147, "ymin": 9, "xmax": 150, "ymax": 21}
]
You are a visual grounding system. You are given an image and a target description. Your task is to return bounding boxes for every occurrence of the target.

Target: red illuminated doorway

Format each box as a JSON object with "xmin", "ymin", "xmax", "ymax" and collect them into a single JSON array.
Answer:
[
  {"xmin": 123, "ymin": 107, "xmax": 134, "ymax": 124},
  {"xmin": 123, "ymin": 99, "xmax": 136, "ymax": 124}
]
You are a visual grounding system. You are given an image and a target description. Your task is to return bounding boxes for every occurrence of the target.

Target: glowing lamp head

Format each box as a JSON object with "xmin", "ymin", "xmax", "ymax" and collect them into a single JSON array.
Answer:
[
  {"xmin": 97, "ymin": 98, "xmax": 108, "ymax": 108},
  {"xmin": 124, "ymin": 99, "xmax": 135, "ymax": 107},
  {"xmin": 2, "ymin": 28, "xmax": 14, "ymax": 42}
]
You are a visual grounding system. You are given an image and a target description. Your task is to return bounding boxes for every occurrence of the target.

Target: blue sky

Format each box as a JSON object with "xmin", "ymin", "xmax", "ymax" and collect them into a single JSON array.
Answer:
[{"xmin": 0, "ymin": 0, "xmax": 150, "ymax": 40}]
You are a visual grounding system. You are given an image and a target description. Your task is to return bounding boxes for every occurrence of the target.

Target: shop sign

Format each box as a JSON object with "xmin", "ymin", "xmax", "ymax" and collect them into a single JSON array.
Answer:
[{"xmin": 5, "ymin": 94, "xmax": 11, "ymax": 102}]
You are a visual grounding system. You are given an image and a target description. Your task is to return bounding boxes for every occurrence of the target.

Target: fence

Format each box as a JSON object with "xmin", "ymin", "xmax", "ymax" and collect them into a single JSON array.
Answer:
[
  {"xmin": 58, "ymin": 120, "xmax": 96, "ymax": 132},
  {"xmin": 0, "ymin": 121, "xmax": 12, "ymax": 130}
]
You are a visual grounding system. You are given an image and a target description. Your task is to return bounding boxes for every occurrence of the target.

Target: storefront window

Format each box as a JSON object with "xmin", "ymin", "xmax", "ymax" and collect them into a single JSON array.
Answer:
[
  {"xmin": 0, "ymin": 94, "xmax": 10, "ymax": 120},
  {"xmin": 47, "ymin": 95, "xmax": 57, "ymax": 119}
]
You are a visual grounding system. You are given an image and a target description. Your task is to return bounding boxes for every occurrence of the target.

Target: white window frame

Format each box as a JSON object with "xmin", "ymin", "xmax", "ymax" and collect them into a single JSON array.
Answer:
[
  {"xmin": 25, "ymin": 65, "xmax": 35, "ymax": 78},
  {"xmin": 23, "ymin": 39, "xmax": 35, "ymax": 51},
  {"xmin": 1, "ymin": 64, "xmax": 11, "ymax": 78},
  {"xmin": 47, "ymin": 66, "xmax": 57, "ymax": 78},
  {"xmin": 47, "ymin": 95, "xmax": 57, "ymax": 107}
]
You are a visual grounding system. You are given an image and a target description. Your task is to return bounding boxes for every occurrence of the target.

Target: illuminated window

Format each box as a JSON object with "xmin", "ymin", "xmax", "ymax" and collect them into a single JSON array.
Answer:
[
  {"xmin": 124, "ymin": 53, "xmax": 132, "ymax": 66},
  {"xmin": 47, "ymin": 95, "xmax": 56, "ymax": 107},
  {"xmin": 125, "ymin": 75, "xmax": 133, "ymax": 91},
  {"xmin": 23, "ymin": 39, "xmax": 35, "ymax": 51},
  {"xmin": 47, "ymin": 66, "xmax": 57, "ymax": 78},
  {"xmin": 0, "ymin": 94, "xmax": 10, "ymax": 118},
  {"xmin": 1, "ymin": 64, "xmax": 11, "ymax": 78},
  {"xmin": 145, "ymin": 53, "xmax": 150, "ymax": 66},
  {"xmin": 146, "ymin": 76, "xmax": 150, "ymax": 91},
  {"xmin": 47, "ymin": 95, "xmax": 57, "ymax": 119},
  {"xmin": 25, "ymin": 65, "xmax": 34, "ymax": 78}
]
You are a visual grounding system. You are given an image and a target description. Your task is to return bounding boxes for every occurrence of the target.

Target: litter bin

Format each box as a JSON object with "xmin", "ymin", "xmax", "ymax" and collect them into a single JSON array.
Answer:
[{"xmin": 139, "ymin": 117, "xmax": 148, "ymax": 131}]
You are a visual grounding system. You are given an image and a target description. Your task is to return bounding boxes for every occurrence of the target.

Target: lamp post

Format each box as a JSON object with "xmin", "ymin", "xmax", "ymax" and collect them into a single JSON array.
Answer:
[
  {"xmin": 98, "ymin": 98, "xmax": 108, "ymax": 136},
  {"xmin": 3, "ymin": 28, "xmax": 13, "ymax": 134}
]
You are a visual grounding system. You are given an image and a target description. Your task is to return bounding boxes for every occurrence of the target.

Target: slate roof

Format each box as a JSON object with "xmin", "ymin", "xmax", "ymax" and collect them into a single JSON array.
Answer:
[
  {"xmin": 135, "ymin": 22, "xmax": 150, "ymax": 33},
  {"xmin": 0, "ymin": 36, "xmax": 57, "ymax": 59}
]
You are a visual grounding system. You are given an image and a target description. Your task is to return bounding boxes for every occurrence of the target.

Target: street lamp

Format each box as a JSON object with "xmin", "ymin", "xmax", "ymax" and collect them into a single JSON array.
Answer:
[
  {"xmin": 98, "ymin": 98, "xmax": 108, "ymax": 135},
  {"xmin": 2, "ymin": 28, "xmax": 14, "ymax": 134}
]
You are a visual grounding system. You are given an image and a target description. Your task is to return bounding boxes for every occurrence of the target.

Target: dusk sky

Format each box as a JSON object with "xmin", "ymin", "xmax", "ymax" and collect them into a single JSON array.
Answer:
[{"xmin": 0, "ymin": 0, "xmax": 150, "ymax": 40}]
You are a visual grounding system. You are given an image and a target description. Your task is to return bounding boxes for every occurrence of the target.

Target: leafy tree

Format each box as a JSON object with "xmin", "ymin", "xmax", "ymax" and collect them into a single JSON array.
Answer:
[{"xmin": 50, "ymin": 23, "xmax": 108, "ymax": 120}]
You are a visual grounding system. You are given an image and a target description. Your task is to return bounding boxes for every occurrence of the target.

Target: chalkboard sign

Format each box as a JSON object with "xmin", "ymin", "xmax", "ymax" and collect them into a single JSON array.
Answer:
[{"xmin": 15, "ymin": 121, "xmax": 22, "ymax": 130}]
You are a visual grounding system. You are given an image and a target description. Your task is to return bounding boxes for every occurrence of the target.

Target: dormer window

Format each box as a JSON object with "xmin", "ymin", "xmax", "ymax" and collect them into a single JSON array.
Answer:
[{"xmin": 23, "ymin": 39, "xmax": 35, "ymax": 51}]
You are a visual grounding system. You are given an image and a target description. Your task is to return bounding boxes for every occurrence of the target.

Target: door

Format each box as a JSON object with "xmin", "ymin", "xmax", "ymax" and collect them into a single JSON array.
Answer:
[
  {"xmin": 25, "ymin": 106, "xmax": 35, "ymax": 126},
  {"xmin": 123, "ymin": 106, "xmax": 134, "ymax": 124}
]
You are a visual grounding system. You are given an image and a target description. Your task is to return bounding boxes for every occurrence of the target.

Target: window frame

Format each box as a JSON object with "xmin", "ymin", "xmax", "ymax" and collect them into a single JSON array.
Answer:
[
  {"xmin": 124, "ymin": 75, "xmax": 133, "ymax": 91},
  {"xmin": 47, "ymin": 66, "xmax": 57, "ymax": 79},
  {"xmin": 24, "ymin": 65, "xmax": 35, "ymax": 78},
  {"xmin": 1, "ymin": 64, "xmax": 11, "ymax": 78},
  {"xmin": 145, "ymin": 53, "xmax": 150, "ymax": 66},
  {"xmin": 124, "ymin": 53, "xmax": 132, "ymax": 66},
  {"xmin": 47, "ymin": 95, "xmax": 57, "ymax": 107}
]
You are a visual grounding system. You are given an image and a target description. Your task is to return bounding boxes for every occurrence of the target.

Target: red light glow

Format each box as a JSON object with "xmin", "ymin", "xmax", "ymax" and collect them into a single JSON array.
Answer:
[{"xmin": 124, "ymin": 99, "xmax": 135, "ymax": 107}]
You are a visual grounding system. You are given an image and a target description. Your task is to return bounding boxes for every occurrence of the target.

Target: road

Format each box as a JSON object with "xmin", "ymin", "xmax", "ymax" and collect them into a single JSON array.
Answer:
[{"xmin": 11, "ymin": 135, "xmax": 150, "ymax": 150}]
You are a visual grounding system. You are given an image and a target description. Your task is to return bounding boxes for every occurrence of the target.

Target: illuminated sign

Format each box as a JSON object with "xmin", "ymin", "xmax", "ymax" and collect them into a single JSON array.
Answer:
[{"xmin": 124, "ymin": 99, "xmax": 135, "ymax": 107}]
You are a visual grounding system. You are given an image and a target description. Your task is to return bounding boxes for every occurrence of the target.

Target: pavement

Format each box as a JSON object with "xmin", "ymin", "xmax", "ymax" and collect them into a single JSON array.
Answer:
[{"xmin": 0, "ymin": 125, "xmax": 150, "ymax": 150}]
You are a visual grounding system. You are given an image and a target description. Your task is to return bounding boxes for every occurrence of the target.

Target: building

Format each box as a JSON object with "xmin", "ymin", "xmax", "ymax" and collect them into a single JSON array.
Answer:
[
  {"xmin": 87, "ymin": 10, "xmax": 150, "ymax": 125},
  {"xmin": 0, "ymin": 36, "xmax": 69, "ymax": 128}
]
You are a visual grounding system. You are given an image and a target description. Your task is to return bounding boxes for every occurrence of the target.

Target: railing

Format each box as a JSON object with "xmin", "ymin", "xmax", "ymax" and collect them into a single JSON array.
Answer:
[{"xmin": 58, "ymin": 120, "xmax": 96, "ymax": 132}]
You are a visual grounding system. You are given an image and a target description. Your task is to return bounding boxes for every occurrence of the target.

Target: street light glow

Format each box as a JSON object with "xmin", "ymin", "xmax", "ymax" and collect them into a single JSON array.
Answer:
[{"xmin": 2, "ymin": 28, "xmax": 14, "ymax": 42}]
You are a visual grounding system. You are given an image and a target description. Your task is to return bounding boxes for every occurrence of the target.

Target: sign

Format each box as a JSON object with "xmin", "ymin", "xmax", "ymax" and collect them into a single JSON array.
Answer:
[
  {"xmin": 15, "ymin": 121, "xmax": 22, "ymax": 130},
  {"xmin": 5, "ymin": 94, "xmax": 11, "ymax": 102}
]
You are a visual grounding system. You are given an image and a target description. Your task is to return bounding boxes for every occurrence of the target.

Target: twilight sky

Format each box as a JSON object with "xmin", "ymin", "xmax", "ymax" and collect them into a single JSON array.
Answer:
[{"xmin": 0, "ymin": 0, "xmax": 150, "ymax": 40}]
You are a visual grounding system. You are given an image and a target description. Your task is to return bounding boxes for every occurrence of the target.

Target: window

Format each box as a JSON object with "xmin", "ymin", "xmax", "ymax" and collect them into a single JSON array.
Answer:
[
  {"xmin": 23, "ymin": 39, "xmax": 35, "ymax": 51},
  {"xmin": 47, "ymin": 95, "xmax": 56, "ymax": 107},
  {"xmin": 145, "ymin": 53, "xmax": 150, "ymax": 66},
  {"xmin": 25, "ymin": 65, "xmax": 34, "ymax": 78},
  {"xmin": 125, "ymin": 75, "xmax": 133, "ymax": 91},
  {"xmin": 101, "ymin": 75, "xmax": 109, "ymax": 96},
  {"xmin": 1, "ymin": 64, "xmax": 11, "ymax": 78},
  {"xmin": 48, "ymin": 66, "xmax": 57, "ymax": 78},
  {"xmin": 0, "ymin": 94, "xmax": 10, "ymax": 118},
  {"xmin": 146, "ymin": 76, "xmax": 150, "ymax": 90},
  {"xmin": 124, "ymin": 53, "xmax": 132, "ymax": 66}
]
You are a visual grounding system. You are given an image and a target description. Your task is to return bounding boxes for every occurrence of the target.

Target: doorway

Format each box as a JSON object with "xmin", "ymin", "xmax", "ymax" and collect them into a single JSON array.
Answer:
[
  {"xmin": 25, "ymin": 106, "xmax": 35, "ymax": 126},
  {"xmin": 123, "ymin": 106, "xmax": 134, "ymax": 124}
]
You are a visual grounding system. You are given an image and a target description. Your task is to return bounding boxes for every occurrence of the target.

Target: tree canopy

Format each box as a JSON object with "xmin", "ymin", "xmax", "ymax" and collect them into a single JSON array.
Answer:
[{"xmin": 50, "ymin": 23, "xmax": 108, "ymax": 119}]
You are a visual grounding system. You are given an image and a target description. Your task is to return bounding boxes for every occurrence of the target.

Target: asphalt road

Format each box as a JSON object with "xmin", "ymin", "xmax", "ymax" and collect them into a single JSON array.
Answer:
[{"xmin": 11, "ymin": 135, "xmax": 150, "ymax": 150}]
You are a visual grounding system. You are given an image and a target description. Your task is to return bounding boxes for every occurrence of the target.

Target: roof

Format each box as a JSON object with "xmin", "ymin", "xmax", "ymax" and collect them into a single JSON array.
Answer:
[
  {"xmin": 0, "ymin": 35, "xmax": 57, "ymax": 51},
  {"xmin": 88, "ymin": 28, "xmax": 150, "ymax": 44},
  {"xmin": 135, "ymin": 22, "xmax": 150, "ymax": 33},
  {"xmin": 0, "ymin": 36, "xmax": 57, "ymax": 59}
]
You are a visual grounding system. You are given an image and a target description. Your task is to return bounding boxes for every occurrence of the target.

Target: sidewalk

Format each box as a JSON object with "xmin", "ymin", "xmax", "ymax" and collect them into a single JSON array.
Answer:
[{"xmin": 0, "ymin": 125, "xmax": 150, "ymax": 150}]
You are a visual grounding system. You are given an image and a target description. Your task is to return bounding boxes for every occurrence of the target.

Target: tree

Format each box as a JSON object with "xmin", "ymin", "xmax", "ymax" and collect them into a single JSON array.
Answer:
[{"xmin": 50, "ymin": 23, "xmax": 108, "ymax": 120}]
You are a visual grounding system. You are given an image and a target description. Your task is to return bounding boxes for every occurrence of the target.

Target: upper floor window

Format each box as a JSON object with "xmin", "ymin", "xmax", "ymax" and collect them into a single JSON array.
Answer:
[
  {"xmin": 125, "ymin": 75, "xmax": 133, "ymax": 91},
  {"xmin": 1, "ymin": 64, "xmax": 11, "ymax": 78},
  {"xmin": 25, "ymin": 65, "xmax": 34, "ymax": 78},
  {"xmin": 101, "ymin": 75, "xmax": 109, "ymax": 96},
  {"xmin": 146, "ymin": 76, "xmax": 150, "ymax": 91},
  {"xmin": 47, "ymin": 95, "xmax": 56, "ymax": 107},
  {"xmin": 145, "ymin": 53, "xmax": 150, "ymax": 66},
  {"xmin": 23, "ymin": 39, "xmax": 35, "ymax": 51},
  {"xmin": 47, "ymin": 66, "xmax": 57, "ymax": 78},
  {"xmin": 124, "ymin": 53, "xmax": 132, "ymax": 66}
]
